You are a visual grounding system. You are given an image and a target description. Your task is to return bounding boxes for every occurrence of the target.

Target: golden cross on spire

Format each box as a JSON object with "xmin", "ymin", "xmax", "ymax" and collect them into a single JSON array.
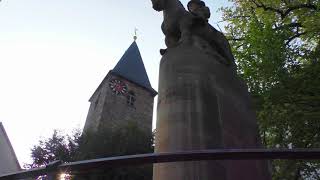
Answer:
[{"xmin": 133, "ymin": 28, "xmax": 138, "ymax": 41}]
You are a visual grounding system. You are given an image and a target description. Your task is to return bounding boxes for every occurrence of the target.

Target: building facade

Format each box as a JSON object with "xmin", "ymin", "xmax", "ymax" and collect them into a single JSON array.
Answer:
[{"xmin": 0, "ymin": 122, "xmax": 21, "ymax": 175}]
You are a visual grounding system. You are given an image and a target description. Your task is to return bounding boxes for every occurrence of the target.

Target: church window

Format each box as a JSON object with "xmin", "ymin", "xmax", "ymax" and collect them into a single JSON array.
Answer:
[{"xmin": 127, "ymin": 91, "xmax": 136, "ymax": 106}]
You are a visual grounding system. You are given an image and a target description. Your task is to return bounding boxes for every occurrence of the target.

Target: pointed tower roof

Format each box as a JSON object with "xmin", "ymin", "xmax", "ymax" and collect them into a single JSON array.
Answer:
[
  {"xmin": 89, "ymin": 41, "xmax": 157, "ymax": 101},
  {"xmin": 111, "ymin": 41, "xmax": 156, "ymax": 95}
]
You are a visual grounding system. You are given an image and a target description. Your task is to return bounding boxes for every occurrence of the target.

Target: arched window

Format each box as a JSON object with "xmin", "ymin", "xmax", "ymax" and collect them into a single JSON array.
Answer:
[{"xmin": 127, "ymin": 91, "xmax": 136, "ymax": 106}]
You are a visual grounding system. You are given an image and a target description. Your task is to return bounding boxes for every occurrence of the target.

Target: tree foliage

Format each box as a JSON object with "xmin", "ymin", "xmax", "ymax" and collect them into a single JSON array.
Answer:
[
  {"xmin": 78, "ymin": 122, "xmax": 154, "ymax": 160},
  {"xmin": 222, "ymin": 0, "xmax": 319, "ymax": 93},
  {"xmin": 75, "ymin": 122, "xmax": 154, "ymax": 180},
  {"xmin": 28, "ymin": 130, "xmax": 80, "ymax": 168},
  {"xmin": 221, "ymin": 0, "xmax": 320, "ymax": 179},
  {"xmin": 29, "ymin": 122, "xmax": 154, "ymax": 180}
]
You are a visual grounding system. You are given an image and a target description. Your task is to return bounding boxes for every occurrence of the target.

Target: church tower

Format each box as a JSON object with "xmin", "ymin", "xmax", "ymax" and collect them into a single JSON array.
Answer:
[{"xmin": 83, "ymin": 40, "xmax": 157, "ymax": 134}]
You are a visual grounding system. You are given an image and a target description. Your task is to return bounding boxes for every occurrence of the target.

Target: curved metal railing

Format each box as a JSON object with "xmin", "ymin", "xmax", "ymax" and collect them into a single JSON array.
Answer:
[{"xmin": 1, "ymin": 148, "xmax": 320, "ymax": 179}]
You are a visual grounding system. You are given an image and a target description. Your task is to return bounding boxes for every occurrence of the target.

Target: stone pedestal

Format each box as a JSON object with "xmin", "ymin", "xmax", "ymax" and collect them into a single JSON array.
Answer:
[{"xmin": 153, "ymin": 44, "xmax": 271, "ymax": 180}]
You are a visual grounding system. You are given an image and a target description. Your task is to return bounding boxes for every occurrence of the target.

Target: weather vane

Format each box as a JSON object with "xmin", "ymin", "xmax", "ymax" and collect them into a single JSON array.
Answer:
[{"xmin": 133, "ymin": 28, "xmax": 138, "ymax": 41}]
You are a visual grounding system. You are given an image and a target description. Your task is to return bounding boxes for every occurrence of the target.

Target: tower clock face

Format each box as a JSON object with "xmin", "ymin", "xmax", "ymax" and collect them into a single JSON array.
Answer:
[{"xmin": 109, "ymin": 79, "xmax": 128, "ymax": 95}]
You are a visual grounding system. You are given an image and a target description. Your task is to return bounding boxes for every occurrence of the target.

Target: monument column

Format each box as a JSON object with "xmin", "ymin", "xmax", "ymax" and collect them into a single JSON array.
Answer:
[{"xmin": 151, "ymin": 0, "xmax": 271, "ymax": 179}]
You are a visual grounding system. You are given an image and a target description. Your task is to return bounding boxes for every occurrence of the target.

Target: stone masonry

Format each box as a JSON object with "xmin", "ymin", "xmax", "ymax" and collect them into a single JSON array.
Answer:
[{"xmin": 84, "ymin": 72, "xmax": 155, "ymax": 133}]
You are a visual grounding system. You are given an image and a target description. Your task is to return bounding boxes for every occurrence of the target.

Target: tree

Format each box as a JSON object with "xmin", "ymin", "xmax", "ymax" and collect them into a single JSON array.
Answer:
[
  {"xmin": 221, "ymin": 0, "xmax": 320, "ymax": 179},
  {"xmin": 77, "ymin": 122, "xmax": 154, "ymax": 160},
  {"xmin": 28, "ymin": 130, "xmax": 80, "ymax": 168},
  {"xmin": 75, "ymin": 122, "xmax": 154, "ymax": 180},
  {"xmin": 28, "ymin": 122, "xmax": 154, "ymax": 180},
  {"xmin": 222, "ymin": 0, "xmax": 319, "ymax": 93}
]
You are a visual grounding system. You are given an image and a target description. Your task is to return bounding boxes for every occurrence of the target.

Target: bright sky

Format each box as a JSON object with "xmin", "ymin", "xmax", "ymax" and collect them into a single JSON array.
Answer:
[{"xmin": 0, "ymin": 0, "xmax": 232, "ymax": 166}]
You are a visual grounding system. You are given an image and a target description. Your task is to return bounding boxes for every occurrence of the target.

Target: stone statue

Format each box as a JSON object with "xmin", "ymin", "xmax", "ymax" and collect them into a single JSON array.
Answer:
[
  {"xmin": 151, "ymin": 0, "xmax": 235, "ymax": 66},
  {"xmin": 151, "ymin": 0, "xmax": 272, "ymax": 180}
]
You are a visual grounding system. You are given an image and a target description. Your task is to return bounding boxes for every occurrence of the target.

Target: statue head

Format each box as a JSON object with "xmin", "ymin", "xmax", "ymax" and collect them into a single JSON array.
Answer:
[
  {"xmin": 151, "ymin": 0, "xmax": 165, "ymax": 11},
  {"xmin": 187, "ymin": 0, "xmax": 205, "ymax": 12},
  {"xmin": 187, "ymin": 0, "xmax": 210, "ymax": 20}
]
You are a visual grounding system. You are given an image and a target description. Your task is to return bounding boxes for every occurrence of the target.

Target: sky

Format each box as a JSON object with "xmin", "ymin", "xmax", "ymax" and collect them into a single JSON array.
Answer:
[{"xmin": 0, "ymin": 0, "xmax": 232, "ymax": 166}]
